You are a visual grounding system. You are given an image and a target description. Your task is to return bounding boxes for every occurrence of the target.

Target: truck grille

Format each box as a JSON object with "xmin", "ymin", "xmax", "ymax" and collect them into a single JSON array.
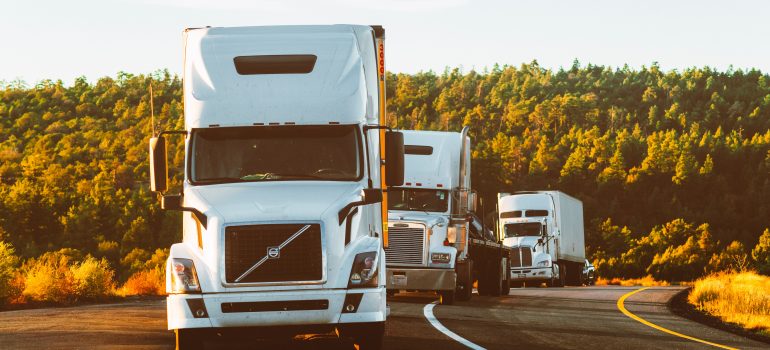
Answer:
[
  {"xmin": 385, "ymin": 224, "xmax": 425, "ymax": 265},
  {"xmin": 225, "ymin": 223, "xmax": 322, "ymax": 284},
  {"xmin": 510, "ymin": 246, "xmax": 533, "ymax": 267}
]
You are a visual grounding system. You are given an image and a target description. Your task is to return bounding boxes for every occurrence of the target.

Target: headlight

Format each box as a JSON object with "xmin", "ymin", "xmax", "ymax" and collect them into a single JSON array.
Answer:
[
  {"xmin": 536, "ymin": 260, "xmax": 550, "ymax": 267},
  {"xmin": 169, "ymin": 258, "xmax": 201, "ymax": 293},
  {"xmin": 348, "ymin": 252, "xmax": 379, "ymax": 288},
  {"xmin": 431, "ymin": 252, "xmax": 451, "ymax": 264}
]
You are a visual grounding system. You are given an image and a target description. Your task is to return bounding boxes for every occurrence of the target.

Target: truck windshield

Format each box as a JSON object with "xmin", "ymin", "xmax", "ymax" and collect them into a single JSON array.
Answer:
[
  {"xmin": 504, "ymin": 223, "xmax": 542, "ymax": 237},
  {"xmin": 190, "ymin": 125, "xmax": 362, "ymax": 184},
  {"xmin": 388, "ymin": 188, "xmax": 449, "ymax": 213}
]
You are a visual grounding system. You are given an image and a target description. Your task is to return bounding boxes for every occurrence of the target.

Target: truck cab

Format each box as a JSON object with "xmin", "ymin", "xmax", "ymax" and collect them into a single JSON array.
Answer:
[{"xmin": 148, "ymin": 25, "xmax": 404, "ymax": 349}]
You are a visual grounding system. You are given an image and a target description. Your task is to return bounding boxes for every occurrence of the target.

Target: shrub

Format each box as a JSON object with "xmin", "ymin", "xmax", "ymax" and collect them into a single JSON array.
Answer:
[
  {"xmin": 22, "ymin": 251, "xmax": 76, "ymax": 303},
  {"xmin": 71, "ymin": 256, "xmax": 115, "ymax": 299},
  {"xmin": 0, "ymin": 241, "xmax": 20, "ymax": 304},
  {"xmin": 119, "ymin": 267, "xmax": 165, "ymax": 296},
  {"xmin": 752, "ymin": 229, "xmax": 770, "ymax": 275},
  {"xmin": 689, "ymin": 271, "xmax": 770, "ymax": 332}
]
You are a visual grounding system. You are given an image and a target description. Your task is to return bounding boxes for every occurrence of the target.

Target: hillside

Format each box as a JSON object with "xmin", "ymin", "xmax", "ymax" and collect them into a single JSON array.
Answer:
[{"xmin": 1, "ymin": 62, "xmax": 769, "ymax": 281}]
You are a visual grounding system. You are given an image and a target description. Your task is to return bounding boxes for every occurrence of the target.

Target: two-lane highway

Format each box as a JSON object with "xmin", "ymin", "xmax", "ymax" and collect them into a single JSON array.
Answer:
[{"xmin": 0, "ymin": 286, "xmax": 766, "ymax": 349}]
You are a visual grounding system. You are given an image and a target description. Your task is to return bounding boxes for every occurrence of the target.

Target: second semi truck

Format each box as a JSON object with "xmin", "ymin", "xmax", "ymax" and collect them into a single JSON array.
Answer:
[{"xmin": 384, "ymin": 128, "xmax": 513, "ymax": 304}]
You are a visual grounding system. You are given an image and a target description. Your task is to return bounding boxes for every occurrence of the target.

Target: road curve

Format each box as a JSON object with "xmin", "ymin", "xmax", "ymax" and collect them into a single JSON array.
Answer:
[{"xmin": 0, "ymin": 286, "xmax": 766, "ymax": 349}]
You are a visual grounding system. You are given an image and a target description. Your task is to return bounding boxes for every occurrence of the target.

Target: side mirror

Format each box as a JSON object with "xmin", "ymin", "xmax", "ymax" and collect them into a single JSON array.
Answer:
[
  {"xmin": 149, "ymin": 136, "xmax": 168, "ymax": 193},
  {"xmin": 447, "ymin": 226, "xmax": 457, "ymax": 244},
  {"xmin": 468, "ymin": 192, "xmax": 478, "ymax": 212},
  {"xmin": 362, "ymin": 188, "xmax": 383, "ymax": 204},
  {"xmin": 161, "ymin": 194, "xmax": 183, "ymax": 211},
  {"xmin": 385, "ymin": 131, "xmax": 404, "ymax": 187},
  {"xmin": 538, "ymin": 238, "xmax": 544, "ymax": 245}
]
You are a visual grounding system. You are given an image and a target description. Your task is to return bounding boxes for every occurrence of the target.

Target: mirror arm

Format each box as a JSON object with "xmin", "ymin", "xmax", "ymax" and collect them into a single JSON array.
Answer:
[
  {"xmin": 184, "ymin": 207, "xmax": 207, "ymax": 229},
  {"xmin": 338, "ymin": 200, "xmax": 366, "ymax": 225},
  {"xmin": 363, "ymin": 125, "xmax": 393, "ymax": 132}
]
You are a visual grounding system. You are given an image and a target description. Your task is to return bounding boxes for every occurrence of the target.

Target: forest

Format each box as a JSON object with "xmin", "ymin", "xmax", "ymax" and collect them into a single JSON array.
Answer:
[{"xmin": 1, "ymin": 62, "xmax": 770, "ymax": 304}]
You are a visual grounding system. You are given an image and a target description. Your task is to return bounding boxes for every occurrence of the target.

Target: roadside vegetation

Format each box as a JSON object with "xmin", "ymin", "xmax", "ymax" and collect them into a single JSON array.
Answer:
[
  {"xmin": 688, "ymin": 271, "xmax": 770, "ymax": 334},
  {"xmin": 0, "ymin": 242, "xmax": 166, "ymax": 307},
  {"xmin": 1, "ymin": 63, "xmax": 770, "ymax": 303},
  {"xmin": 594, "ymin": 275, "xmax": 670, "ymax": 287}
]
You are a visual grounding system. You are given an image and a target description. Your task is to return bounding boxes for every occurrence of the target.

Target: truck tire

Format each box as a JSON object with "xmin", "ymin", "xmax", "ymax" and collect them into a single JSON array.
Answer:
[
  {"xmin": 510, "ymin": 281, "xmax": 523, "ymax": 288},
  {"xmin": 500, "ymin": 260, "xmax": 511, "ymax": 296},
  {"xmin": 456, "ymin": 260, "xmax": 473, "ymax": 301},
  {"xmin": 488, "ymin": 259, "xmax": 504, "ymax": 297},
  {"xmin": 175, "ymin": 329, "xmax": 203, "ymax": 350},
  {"xmin": 344, "ymin": 322, "xmax": 384, "ymax": 350},
  {"xmin": 476, "ymin": 261, "xmax": 491, "ymax": 296},
  {"xmin": 566, "ymin": 261, "xmax": 582, "ymax": 286},
  {"xmin": 558, "ymin": 262, "xmax": 567, "ymax": 287},
  {"xmin": 439, "ymin": 290, "xmax": 455, "ymax": 305}
]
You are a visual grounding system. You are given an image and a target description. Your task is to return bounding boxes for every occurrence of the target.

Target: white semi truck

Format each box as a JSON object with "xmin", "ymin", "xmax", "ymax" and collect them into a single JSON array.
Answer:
[
  {"xmin": 497, "ymin": 191, "xmax": 585, "ymax": 287},
  {"xmin": 385, "ymin": 128, "xmax": 514, "ymax": 304},
  {"xmin": 148, "ymin": 25, "xmax": 405, "ymax": 350}
]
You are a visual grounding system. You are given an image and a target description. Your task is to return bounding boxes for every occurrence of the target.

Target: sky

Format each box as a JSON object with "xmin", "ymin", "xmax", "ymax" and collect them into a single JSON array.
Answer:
[{"xmin": 1, "ymin": 0, "xmax": 770, "ymax": 85}]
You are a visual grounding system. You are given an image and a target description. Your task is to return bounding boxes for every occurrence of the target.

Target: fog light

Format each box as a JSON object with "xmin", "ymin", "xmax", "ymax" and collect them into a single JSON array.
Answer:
[
  {"xmin": 345, "ymin": 304, "xmax": 356, "ymax": 312},
  {"xmin": 195, "ymin": 309, "xmax": 206, "ymax": 317}
]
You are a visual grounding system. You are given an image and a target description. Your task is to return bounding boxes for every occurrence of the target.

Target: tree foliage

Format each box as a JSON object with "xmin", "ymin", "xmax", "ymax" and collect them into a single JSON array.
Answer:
[{"xmin": 1, "ymin": 63, "xmax": 770, "ymax": 281}]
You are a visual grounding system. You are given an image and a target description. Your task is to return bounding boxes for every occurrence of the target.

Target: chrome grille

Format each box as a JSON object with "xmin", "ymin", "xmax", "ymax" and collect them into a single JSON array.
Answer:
[
  {"xmin": 385, "ymin": 224, "xmax": 426, "ymax": 265},
  {"xmin": 511, "ymin": 246, "xmax": 533, "ymax": 267}
]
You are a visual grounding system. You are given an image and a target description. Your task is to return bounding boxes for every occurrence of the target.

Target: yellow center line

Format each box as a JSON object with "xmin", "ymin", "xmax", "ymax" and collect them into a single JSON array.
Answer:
[{"xmin": 617, "ymin": 287, "xmax": 738, "ymax": 350}]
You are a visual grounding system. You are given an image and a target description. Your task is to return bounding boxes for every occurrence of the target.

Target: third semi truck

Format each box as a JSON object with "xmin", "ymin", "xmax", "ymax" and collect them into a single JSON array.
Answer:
[{"xmin": 497, "ymin": 191, "xmax": 585, "ymax": 287}]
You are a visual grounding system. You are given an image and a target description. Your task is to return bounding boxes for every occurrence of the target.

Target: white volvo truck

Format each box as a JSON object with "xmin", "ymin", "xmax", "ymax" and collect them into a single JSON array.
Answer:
[
  {"xmin": 385, "ymin": 128, "xmax": 514, "ymax": 304},
  {"xmin": 148, "ymin": 25, "xmax": 405, "ymax": 350},
  {"xmin": 497, "ymin": 191, "xmax": 585, "ymax": 287}
]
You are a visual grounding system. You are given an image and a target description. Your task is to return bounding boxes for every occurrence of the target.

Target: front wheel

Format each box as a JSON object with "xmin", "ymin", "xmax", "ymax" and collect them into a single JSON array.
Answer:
[
  {"xmin": 344, "ymin": 322, "xmax": 385, "ymax": 350},
  {"xmin": 175, "ymin": 329, "xmax": 204, "ymax": 350}
]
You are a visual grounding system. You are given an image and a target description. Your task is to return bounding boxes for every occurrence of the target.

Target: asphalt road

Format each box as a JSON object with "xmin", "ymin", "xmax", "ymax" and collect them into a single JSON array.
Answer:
[{"xmin": 0, "ymin": 286, "xmax": 766, "ymax": 349}]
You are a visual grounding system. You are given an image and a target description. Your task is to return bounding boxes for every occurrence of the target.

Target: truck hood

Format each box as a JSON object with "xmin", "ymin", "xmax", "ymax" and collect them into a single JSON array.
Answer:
[
  {"xmin": 503, "ymin": 235, "xmax": 540, "ymax": 249},
  {"xmin": 388, "ymin": 210, "xmax": 447, "ymax": 227},
  {"xmin": 186, "ymin": 181, "xmax": 361, "ymax": 223}
]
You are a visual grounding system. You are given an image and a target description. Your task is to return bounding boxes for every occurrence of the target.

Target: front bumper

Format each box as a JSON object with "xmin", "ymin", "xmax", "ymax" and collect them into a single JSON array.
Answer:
[
  {"xmin": 385, "ymin": 267, "xmax": 456, "ymax": 291},
  {"xmin": 510, "ymin": 266, "xmax": 553, "ymax": 281},
  {"xmin": 167, "ymin": 288, "xmax": 385, "ymax": 330}
]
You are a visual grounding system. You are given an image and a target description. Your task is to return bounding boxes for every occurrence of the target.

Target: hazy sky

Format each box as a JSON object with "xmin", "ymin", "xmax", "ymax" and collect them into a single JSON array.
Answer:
[{"xmin": 2, "ymin": 0, "xmax": 769, "ymax": 84}]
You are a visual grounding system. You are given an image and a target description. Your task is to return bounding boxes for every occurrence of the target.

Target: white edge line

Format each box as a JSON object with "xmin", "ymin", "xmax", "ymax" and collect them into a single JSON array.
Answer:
[{"xmin": 423, "ymin": 301, "xmax": 486, "ymax": 350}]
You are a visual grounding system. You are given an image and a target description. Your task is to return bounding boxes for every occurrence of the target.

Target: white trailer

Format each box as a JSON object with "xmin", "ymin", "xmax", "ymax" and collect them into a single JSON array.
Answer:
[
  {"xmin": 497, "ymin": 191, "xmax": 585, "ymax": 287},
  {"xmin": 385, "ymin": 128, "xmax": 514, "ymax": 304},
  {"xmin": 148, "ymin": 25, "xmax": 405, "ymax": 350}
]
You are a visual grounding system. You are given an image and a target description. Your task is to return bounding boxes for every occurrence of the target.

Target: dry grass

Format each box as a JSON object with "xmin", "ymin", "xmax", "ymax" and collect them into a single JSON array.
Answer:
[
  {"xmin": 595, "ymin": 275, "xmax": 670, "ymax": 287},
  {"xmin": 117, "ymin": 267, "xmax": 166, "ymax": 296},
  {"xmin": 688, "ymin": 271, "xmax": 770, "ymax": 333}
]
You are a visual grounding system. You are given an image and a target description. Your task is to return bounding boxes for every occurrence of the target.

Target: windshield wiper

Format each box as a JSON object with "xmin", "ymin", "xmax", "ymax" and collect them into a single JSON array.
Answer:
[
  {"xmin": 196, "ymin": 177, "xmax": 243, "ymax": 184},
  {"xmin": 240, "ymin": 173, "xmax": 325, "ymax": 181}
]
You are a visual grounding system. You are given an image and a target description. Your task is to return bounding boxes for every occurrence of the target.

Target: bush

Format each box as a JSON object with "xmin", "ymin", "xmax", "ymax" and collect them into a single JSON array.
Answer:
[
  {"xmin": 752, "ymin": 229, "xmax": 770, "ymax": 275},
  {"xmin": 0, "ymin": 241, "xmax": 20, "ymax": 304},
  {"xmin": 119, "ymin": 267, "xmax": 165, "ymax": 296},
  {"xmin": 21, "ymin": 249, "xmax": 117, "ymax": 303},
  {"xmin": 689, "ymin": 271, "xmax": 770, "ymax": 332},
  {"xmin": 22, "ymin": 250, "xmax": 76, "ymax": 303},
  {"xmin": 118, "ymin": 248, "xmax": 168, "ymax": 297},
  {"xmin": 71, "ymin": 256, "xmax": 115, "ymax": 299}
]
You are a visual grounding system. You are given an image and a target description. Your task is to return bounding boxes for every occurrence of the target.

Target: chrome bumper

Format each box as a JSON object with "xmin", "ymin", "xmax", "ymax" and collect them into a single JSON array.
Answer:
[
  {"xmin": 510, "ymin": 266, "xmax": 553, "ymax": 281},
  {"xmin": 385, "ymin": 268, "xmax": 456, "ymax": 291}
]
